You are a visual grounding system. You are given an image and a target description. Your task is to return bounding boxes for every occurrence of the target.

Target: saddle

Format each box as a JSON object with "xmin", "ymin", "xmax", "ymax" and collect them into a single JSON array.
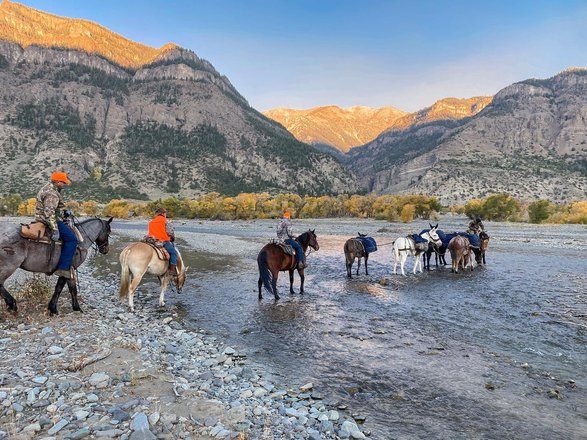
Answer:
[
  {"xmin": 142, "ymin": 236, "xmax": 170, "ymax": 261},
  {"xmin": 271, "ymin": 239, "xmax": 296, "ymax": 256}
]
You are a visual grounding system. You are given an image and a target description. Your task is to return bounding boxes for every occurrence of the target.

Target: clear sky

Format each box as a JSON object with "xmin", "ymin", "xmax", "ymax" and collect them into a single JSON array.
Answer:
[{"xmin": 22, "ymin": 0, "xmax": 587, "ymax": 112}]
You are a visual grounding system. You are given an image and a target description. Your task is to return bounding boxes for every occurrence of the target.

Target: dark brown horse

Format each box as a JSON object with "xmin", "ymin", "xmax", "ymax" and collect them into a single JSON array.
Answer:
[
  {"xmin": 257, "ymin": 230, "xmax": 319, "ymax": 300},
  {"xmin": 472, "ymin": 231, "xmax": 490, "ymax": 265},
  {"xmin": 344, "ymin": 233, "xmax": 370, "ymax": 278}
]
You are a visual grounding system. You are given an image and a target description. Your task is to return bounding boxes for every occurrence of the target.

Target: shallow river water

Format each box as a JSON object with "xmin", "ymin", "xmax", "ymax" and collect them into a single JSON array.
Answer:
[{"xmin": 107, "ymin": 218, "xmax": 586, "ymax": 439}]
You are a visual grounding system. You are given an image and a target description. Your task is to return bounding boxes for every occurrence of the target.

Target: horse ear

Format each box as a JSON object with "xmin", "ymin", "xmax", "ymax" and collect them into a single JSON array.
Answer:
[
  {"xmin": 429, "ymin": 223, "xmax": 433, "ymax": 229},
  {"xmin": 107, "ymin": 217, "xmax": 113, "ymax": 224},
  {"xmin": 312, "ymin": 229, "xmax": 315, "ymax": 234},
  {"xmin": 435, "ymin": 223, "xmax": 439, "ymax": 229}
]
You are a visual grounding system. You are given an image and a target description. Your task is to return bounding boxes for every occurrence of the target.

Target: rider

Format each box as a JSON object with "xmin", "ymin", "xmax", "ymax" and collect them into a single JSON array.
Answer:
[
  {"xmin": 147, "ymin": 207, "xmax": 178, "ymax": 276},
  {"xmin": 277, "ymin": 211, "xmax": 306, "ymax": 269},
  {"xmin": 468, "ymin": 218, "xmax": 485, "ymax": 234},
  {"xmin": 35, "ymin": 171, "xmax": 77, "ymax": 279}
]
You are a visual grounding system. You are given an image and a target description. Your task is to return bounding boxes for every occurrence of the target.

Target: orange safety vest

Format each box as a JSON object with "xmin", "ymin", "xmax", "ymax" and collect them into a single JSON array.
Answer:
[{"xmin": 148, "ymin": 215, "xmax": 171, "ymax": 241}]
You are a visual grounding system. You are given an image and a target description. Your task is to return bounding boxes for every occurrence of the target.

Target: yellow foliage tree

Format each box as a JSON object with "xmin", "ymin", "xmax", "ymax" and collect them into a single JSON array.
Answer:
[
  {"xmin": 18, "ymin": 198, "xmax": 37, "ymax": 216},
  {"xmin": 400, "ymin": 204, "xmax": 416, "ymax": 223}
]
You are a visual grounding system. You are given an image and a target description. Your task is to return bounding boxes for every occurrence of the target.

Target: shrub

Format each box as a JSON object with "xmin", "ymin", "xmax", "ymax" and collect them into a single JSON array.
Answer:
[
  {"xmin": 528, "ymin": 200, "xmax": 551, "ymax": 223},
  {"xmin": 401, "ymin": 204, "xmax": 416, "ymax": 223}
]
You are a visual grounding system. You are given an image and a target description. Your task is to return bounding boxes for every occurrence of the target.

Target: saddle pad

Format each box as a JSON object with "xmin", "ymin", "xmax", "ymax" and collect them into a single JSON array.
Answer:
[
  {"xmin": 409, "ymin": 234, "xmax": 428, "ymax": 244},
  {"xmin": 145, "ymin": 242, "xmax": 170, "ymax": 261}
]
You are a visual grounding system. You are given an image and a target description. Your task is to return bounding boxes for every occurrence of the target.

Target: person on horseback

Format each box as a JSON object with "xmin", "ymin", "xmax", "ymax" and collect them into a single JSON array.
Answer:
[
  {"xmin": 35, "ymin": 171, "xmax": 77, "ymax": 279},
  {"xmin": 468, "ymin": 218, "xmax": 485, "ymax": 234},
  {"xmin": 277, "ymin": 211, "xmax": 306, "ymax": 269},
  {"xmin": 147, "ymin": 207, "xmax": 178, "ymax": 276}
]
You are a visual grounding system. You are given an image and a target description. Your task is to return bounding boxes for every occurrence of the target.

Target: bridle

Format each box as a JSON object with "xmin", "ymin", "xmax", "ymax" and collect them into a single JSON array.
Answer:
[{"xmin": 73, "ymin": 217, "xmax": 109, "ymax": 255}]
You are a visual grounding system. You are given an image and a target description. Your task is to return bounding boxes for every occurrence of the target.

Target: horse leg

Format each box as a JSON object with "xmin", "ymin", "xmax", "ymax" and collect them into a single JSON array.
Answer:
[
  {"xmin": 66, "ymin": 278, "xmax": 82, "ymax": 312},
  {"xmin": 289, "ymin": 269, "xmax": 295, "ymax": 294},
  {"xmin": 400, "ymin": 253, "xmax": 407, "ymax": 276},
  {"xmin": 346, "ymin": 258, "xmax": 352, "ymax": 279},
  {"xmin": 271, "ymin": 270, "xmax": 279, "ymax": 301},
  {"xmin": 365, "ymin": 254, "xmax": 369, "ymax": 275},
  {"xmin": 299, "ymin": 268, "xmax": 305, "ymax": 294},
  {"xmin": 48, "ymin": 277, "xmax": 68, "ymax": 315},
  {"xmin": 159, "ymin": 276, "xmax": 169, "ymax": 307},
  {"xmin": 356, "ymin": 257, "xmax": 361, "ymax": 276},
  {"xmin": 258, "ymin": 277, "xmax": 263, "ymax": 300},
  {"xmin": 413, "ymin": 254, "xmax": 419, "ymax": 274},
  {"xmin": 128, "ymin": 271, "xmax": 146, "ymax": 312},
  {"xmin": 0, "ymin": 284, "xmax": 17, "ymax": 312}
]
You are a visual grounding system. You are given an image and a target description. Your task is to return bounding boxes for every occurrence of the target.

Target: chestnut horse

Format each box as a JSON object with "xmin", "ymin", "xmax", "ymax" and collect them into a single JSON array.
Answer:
[
  {"xmin": 448, "ymin": 235, "xmax": 473, "ymax": 273},
  {"xmin": 257, "ymin": 230, "xmax": 319, "ymax": 300}
]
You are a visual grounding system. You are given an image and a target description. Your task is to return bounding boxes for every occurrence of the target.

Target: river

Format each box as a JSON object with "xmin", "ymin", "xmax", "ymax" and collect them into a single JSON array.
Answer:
[{"xmin": 104, "ymin": 217, "xmax": 586, "ymax": 439}]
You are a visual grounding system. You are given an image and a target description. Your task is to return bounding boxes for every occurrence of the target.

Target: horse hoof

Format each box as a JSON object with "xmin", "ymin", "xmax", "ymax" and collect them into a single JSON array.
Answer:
[
  {"xmin": 274, "ymin": 295, "xmax": 280, "ymax": 301},
  {"xmin": 49, "ymin": 308, "xmax": 58, "ymax": 316},
  {"xmin": 73, "ymin": 306, "xmax": 83, "ymax": 313}
]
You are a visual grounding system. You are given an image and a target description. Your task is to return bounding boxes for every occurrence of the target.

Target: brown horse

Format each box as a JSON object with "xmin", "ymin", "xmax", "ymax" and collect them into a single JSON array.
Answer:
[
  {"xmin": 472, "ymin": 231, "xmax": 490, "ymax": 265},
  {"xmin": 257, "ymin": 230, "xmax": 319, "ymax": 300},
  {"xmin": 344, "ymin": 233, "xmax": 370, "ymax": 278},
  {"xmin": 448, "ymin": 235, "xmax": 473, "ymax": 273}
]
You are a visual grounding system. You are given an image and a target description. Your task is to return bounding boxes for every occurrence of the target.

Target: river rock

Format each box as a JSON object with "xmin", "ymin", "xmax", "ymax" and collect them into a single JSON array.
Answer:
[
  {"xmin": 131, "ymin": 412, "xmax": 149, "ymax": 431},
  {"xmin": 47, "ymin": 419, "xmax": 69, "ymax": 435},
  {"xmin": 66, "ymin": 427, "xmax": 91, "ymax": 439},
  {"xmin": 300, "ymin": 383, "xmax": 314, "ymax": 392},
  {"xmin": 340, "ymin": 420, "xmax": 365, "ymax": 439},
  {"xmin": 129, "ymin": 428, "xmax": 156, "ymax": 440},
  {"xmin": 88, "ymin": 372, "xmax": 110, "ymax": 388}
]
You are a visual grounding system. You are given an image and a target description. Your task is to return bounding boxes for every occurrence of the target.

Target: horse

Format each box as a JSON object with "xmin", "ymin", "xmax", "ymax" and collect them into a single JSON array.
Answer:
[
  {"xmin": 423, "ymin": 229, "xmax": 449, "ymax": 270},
  {"xmin": 472, "ymin": 231, "xmax": 490, "ymax": 265},
  {"xmin": 344, "ymin": 233, "xmax": 370, "ymax": 278},
  {"xmin": 0, "ymin": 217, "xmax": 113, "ymax": 314},
  {"xmin": 118, "ymin": 242, "xmax": 188, "ymax": 312},
  {"xmin": 448, "ymin": 235, "xmax": 474, "ymax": 273},
  {"xmin": 392, "ymin": 225, "xmax": 441, "ymax": 276},
  {"xmin": 257, "ymin": 230, "xmax": 319, "ymax": 300}
]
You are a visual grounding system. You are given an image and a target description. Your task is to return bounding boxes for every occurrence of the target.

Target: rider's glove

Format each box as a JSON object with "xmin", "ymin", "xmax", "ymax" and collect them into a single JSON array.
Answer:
[
  {"xmin": 51, "ymin": 230, "xmax": 60, "ymax": 241},
  {"xmin": 63, "ymin": 209, "xmax": 73, "ymax": 218}
]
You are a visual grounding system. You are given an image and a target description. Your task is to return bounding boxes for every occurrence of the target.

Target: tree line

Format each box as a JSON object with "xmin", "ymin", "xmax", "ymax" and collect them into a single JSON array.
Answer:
[{"xmin": 0, "ymin": 192, "xmax": 585, "ymax": 224}]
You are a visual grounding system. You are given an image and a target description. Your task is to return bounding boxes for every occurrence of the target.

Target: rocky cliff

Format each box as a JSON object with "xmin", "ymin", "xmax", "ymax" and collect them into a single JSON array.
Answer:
[
  {"xmin": 347, "ymin": 69, "xmax": 587, "ymax": 203},
  {"xmin": 0, "ymin": 1, "xmax": 356, "ymax": 200}
]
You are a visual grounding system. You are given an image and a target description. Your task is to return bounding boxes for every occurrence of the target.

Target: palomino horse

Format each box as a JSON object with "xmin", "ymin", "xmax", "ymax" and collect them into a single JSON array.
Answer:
[
  {"xmin": 472, "ymin": 231, "xmax": 490, "ymax": 265},
  {"xmin": 257, "ymin": 230, "xmax": 319, "ymax": 300},
  {"xmin": 448, "ymin": 235, "xmax": 474, "ymax": 273},
  {"xmin": 344, "ymin": 233, "xmax": 370, "ymax": 278},
  {"xmin": 0, "ymin": 217, "xmax": 113, "ymax": 314},
  {"xmin": 118, "ymin": 243, "xmax": 187, "ymax": 312},
  {"xmin": 392, "ymin": 225, "xmax": 441, "ymax": 276}
]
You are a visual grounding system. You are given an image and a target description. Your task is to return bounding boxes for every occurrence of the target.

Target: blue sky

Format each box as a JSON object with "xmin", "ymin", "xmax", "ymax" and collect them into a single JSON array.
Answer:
[{"xmin": 23, "ymin": 0, "xmax": 587, "ymax": 111}]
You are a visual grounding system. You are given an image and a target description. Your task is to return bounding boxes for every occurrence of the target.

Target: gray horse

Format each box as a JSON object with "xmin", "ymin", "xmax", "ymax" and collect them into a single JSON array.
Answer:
[{"xmin": 0, "ymin": 217, "xmax": 112, "ymax": 314}]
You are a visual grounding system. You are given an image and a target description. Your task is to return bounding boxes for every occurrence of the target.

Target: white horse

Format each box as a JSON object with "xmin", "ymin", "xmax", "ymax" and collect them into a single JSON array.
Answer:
[
  {"xmin": 119, "ymin": 242, "xmax": 188, "ymax": 312},
  {"xmin": 392, "ymin": 225, "xmax": 441, "ymax": 276}
]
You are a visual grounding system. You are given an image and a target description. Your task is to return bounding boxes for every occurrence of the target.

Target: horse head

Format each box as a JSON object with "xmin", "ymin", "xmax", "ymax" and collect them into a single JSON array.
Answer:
[
  {"xmin": 95, "ymin": 217, "xmax": 113, "ymax": 254},
  {"xmin": 479, "ymin": 231, "xmax": 490, "ymax": 251},
  {"xmin": 175, "ymin": 265, "xmax": 189, "ymax": 292},
  {"xmin": 307, "ymin": 229, "xmax": 320, "ymax": 251},
  {"xmin": 423, "ymin": 226, "xmax": 442, "ymax": 245}
]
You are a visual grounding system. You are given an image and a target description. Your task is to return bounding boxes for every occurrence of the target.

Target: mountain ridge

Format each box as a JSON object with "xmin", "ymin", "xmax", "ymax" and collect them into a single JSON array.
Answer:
[{"xmin": 264, "ymin": 96, "xmax": 492, "ymax": 152}]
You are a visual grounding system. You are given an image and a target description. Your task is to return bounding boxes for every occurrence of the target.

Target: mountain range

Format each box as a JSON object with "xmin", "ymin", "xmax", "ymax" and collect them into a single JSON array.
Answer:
[
  {"xmin": 264, "ymin": 97, "xmax": 492, "ymax": 153},
  {"xmin": 0, "ymin": 1, "xmax": 585, "ymax": 204},
  {"xmin": 0, "ymin": 0, "xmax": 355, "ymax": 200}
]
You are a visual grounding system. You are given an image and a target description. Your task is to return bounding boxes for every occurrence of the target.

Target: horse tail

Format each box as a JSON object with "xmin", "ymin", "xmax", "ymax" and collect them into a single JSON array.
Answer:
[
  {"xmin": 119, "ymin": 247, "xmax": 131, "ymax": 300},
  {"xmin": 257, "ymin": 249, "xmax": 273, "ymax": 293}
]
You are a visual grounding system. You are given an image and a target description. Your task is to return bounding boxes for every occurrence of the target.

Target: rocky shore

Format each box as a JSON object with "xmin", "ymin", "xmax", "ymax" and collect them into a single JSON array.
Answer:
[{"xmin": 0, "ymin": 258, "xmax": 368, "ymax": 440}]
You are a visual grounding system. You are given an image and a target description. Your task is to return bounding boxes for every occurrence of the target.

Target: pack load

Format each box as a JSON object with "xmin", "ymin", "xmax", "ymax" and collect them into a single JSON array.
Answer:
[{"xmin": 356, "ymin": 236, "xmax": 378, "ymax": 253}]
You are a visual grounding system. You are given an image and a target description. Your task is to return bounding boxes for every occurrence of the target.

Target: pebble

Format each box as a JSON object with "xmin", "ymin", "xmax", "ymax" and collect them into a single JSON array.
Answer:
[
  {"xmin": 88, "ymin": 372, "xmax": 110, "ymax": 388},
  {"xmin": 67, "ymin": 427, "xmax": 91, "ymax": 439},
  {"xmin": 129, "ymin": 429, "xmax": 157, "ymax": 440},
  {"xmin": 148, "ymin": 411, "xmax": 160, "ymax": 426},
  {"xmin": 300, "ymin": 382, "xmax": 314, "ymax": 391},
  {"xmin": 48, "ymin": 345, "xmax": 64, "ymax": 355},
  {"xmin": 33, "ymin": 376, "xmax": 48, "ymax": 384},
  {"xmin": 47, "ymin": 419, "xmax": 69, "ymax": 435}
]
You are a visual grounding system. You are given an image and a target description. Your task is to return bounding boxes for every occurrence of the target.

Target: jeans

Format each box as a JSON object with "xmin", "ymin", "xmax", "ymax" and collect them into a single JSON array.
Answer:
[
  {"xmin": 162, "ymin": 241, "xmax": 178, "ymax": 265},
  {"xmin": 285, "ymin": 238, "xmax": 305, "ymax": 264},
  {"xmin": 56, "ymin": 221, "xmax": 78, "ymax": 270}
]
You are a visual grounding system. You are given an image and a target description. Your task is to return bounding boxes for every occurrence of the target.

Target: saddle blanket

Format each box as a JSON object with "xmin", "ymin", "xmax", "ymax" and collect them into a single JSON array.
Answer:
[
  {"xmin": 271, "ymin": 240, "xmax": 296, "ymax": 256},
  {"xmin": 356, "ymin": 236, "xmax": 377, "ymax": 253}
]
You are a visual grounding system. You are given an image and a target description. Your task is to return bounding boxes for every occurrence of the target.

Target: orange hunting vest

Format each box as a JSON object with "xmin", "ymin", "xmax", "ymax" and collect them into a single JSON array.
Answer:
[{"xmin": 148, "ymin": 215, "xmax": 171, "ymax": 241}]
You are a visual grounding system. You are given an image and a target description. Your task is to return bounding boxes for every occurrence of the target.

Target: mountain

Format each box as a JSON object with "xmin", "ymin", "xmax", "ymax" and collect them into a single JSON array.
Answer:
[
  {"xmin": 264, "ymin": 97, "xmax": 491, "ymax": 153},
  {"xmin": 264, "ymin": 105, "xmax": 408, "ymax": 153},
  {"xmin": 0, "ymin": 1, "xmax": 355, "ymax": 200},
  {"xmin": 347, "ymin": 69, "xmax": 587, "ymax": 204}
]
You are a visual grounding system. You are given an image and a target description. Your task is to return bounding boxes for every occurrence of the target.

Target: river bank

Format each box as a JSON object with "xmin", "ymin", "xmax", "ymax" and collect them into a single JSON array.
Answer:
[{"xmin": 0, "ymin": 252, "xmax": 366, "ymax": 439}]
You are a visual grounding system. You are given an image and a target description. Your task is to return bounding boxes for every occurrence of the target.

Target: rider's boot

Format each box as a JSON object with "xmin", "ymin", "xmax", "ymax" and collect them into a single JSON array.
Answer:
[
  {"xmin": 168, "ymin": 264, "xmax": 178, "ymax": 277},
  {"xmin": 297, "ymin": 261, "xmax": 307, "ymax": 270}
]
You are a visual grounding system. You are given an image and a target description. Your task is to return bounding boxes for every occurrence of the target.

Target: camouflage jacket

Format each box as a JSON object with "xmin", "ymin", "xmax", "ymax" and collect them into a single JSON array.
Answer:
[
  {"xmin": 35, "ymin": 182, "xmax": 64, "ymax": 231},
  {"xmin": 276, "ymin": 218, "xmax": 294, "ymax": 241}
]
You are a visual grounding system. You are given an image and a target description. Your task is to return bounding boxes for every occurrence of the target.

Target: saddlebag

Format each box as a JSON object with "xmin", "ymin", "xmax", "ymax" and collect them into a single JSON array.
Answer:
[{"xmin": 20, "ymin": 221, "xmax": 47, "ymax": 241}]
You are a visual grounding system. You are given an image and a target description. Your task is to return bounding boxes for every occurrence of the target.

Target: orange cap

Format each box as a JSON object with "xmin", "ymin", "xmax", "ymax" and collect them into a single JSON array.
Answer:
[
  {"xmin": 283, "ymin": 211, "xmax": 291, "ymax": 219},
  {"xmin": 51, "ymin": 171, "xmax": 71, "ymax": 185}
]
